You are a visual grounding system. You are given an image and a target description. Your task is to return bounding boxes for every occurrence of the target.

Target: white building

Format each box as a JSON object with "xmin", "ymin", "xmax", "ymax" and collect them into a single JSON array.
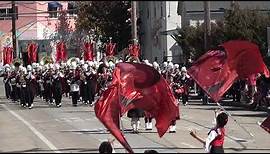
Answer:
[{"xmin": 138, "ymin": 1, "xmax": 183, "ymax": 64}]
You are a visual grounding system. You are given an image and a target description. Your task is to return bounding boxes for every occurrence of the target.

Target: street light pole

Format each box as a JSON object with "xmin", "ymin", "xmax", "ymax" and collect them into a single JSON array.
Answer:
[
  {"xmin": 204, "ymin": 1, "xmax": 211, "ymax": 51},
  {"xmin": 131, "ymin": 1, "xmax": 138, "ymax": 44},
  {"xmin": 12, "ymin": 1, "xmax": 17, "ymax": 58}
]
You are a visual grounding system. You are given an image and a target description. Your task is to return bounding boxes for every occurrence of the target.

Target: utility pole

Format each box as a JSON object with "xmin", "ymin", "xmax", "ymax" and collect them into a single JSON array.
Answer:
[
  {"xmin": 131, "ymin": 1, "xmax": 138, "ymax": 44},
  {"xmin": 204, "ymin": 1, "xmax": 211, "ymax": 51},
  {"xmin": 12, "ymin": 1, "xmax": 17, "ymax": 58}
]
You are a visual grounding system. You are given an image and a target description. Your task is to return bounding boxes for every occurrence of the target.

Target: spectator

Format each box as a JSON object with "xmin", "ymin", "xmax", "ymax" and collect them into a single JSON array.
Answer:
[
  {"xmin": 99, "ymin": 141, "xmax": 113, "ymax": 153},
  {"xmin": 144, "ymin": 149, "xmax": 159, "ymax": 153},
  {"xmin": 190, "ymin": 110, "xmax": 228, "ymax": 153}
]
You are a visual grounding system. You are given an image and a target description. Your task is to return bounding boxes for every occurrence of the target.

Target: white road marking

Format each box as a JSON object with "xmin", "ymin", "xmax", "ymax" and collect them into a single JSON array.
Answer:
[
  {"xmin": 1, "ymin": 104, "xmax": 60, "ymax": 153},
  {"xmin": 181, "ymin": 142, "xmax": 197, "ymax": 148}
]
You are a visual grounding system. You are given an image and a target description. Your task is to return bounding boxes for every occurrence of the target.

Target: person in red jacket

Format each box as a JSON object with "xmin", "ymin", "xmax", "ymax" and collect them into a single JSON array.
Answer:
[{"xmin": 190, "ymin": 109, "xmax": 228, "ymax": 153}]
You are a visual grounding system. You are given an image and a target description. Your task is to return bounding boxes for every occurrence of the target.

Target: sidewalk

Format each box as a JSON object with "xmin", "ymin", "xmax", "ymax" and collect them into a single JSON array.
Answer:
[{"xmin": 188, "ymin": 91, "xmax": 270, "ymax": 113}]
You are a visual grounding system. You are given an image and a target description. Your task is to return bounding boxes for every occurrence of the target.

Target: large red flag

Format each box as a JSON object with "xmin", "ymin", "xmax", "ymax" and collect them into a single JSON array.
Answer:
[
  {"xmin": 27, "ymin": 43, "xmax": 38, "ymax": 64},
  {"xmin": 106, "ymin": 42, "xmax": 116, "ymax": 57},
  {"xmin": 94, "ymin": 85, "xmax": 133, "ymax": 153},
  {"xmin": 221, "ymin": 40, "xmax": 269, "ymax": 78},
  {"xmin": 188, "ymin": 50, "xmax": 238, "ymax": 102},
  {"xmin": 83, "ymin": 42, "xmax": 94, "ymax": 61},
  {"xmin": 95, "ymin": 62, "xmax": 179, "ymax": 153},
  {"xmin": 260, "ymin": 116, "xmax": 270, "ymax": 134}
]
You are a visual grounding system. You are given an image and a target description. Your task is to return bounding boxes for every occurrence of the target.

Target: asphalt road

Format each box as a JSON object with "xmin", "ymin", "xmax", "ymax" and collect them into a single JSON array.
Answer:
[{"xmin": 0, "ymin": 80, "xmax": 269, "ymax": 153}]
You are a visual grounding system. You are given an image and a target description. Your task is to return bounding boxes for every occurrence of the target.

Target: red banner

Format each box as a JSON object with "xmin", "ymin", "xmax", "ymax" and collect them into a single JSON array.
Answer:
[
  {"xmin": 221, "ymin": 40, "xmax": 269, "ymax": 78},
  {"xmin": 27, "ymin": 43, "xmax": 38, "ymax": 64},
  {"xmin": 105, "ymin": 42, "xmax": 116, "ymax": 57},
  {"xmin": 56, "ymin": 41, "xmax": 67, "ymax": 62},
  {"xmin": 3, "ymin": 47, "xmax": 13, "ymax": 65},
  {"xmin": 95, "ymin": 62, "xmax": 179, "ymax": 153},
  {"xmin": 83, "ymin": 42, "xmax": 94, "ymax": 61},
  {"xmin": 188, "ymin": 50, "xmax": 238, "ymax": 102}
]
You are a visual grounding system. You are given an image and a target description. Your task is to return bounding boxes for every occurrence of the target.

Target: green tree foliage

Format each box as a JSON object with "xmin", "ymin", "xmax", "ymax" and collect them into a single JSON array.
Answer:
[
  {"xmin": 174, "ymin": 2, "xmax": 270, "ymax": 65},
  {"xmin": 55, "ymin": 10, "xmax": 73, "ymax": 42},
  {"xmin": 75, "ymin": 1, "xmax": 131, "ymax": 51}
]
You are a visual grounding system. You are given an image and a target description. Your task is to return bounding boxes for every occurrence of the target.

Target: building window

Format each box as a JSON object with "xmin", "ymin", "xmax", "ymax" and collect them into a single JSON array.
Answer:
[
  {"xmin": 147, "ymin": 8, "xmax": 149, "ymax": 19},
  {"xmin": 161, "ymin": 5, "xmax": 163, "ymax": 17},
  {"xmin": 0, "ymin": 7, "xmax": 18, "ymax": 20},
  {"xmin": 48, "ymin": 1, "xmax": 62, "ymax": 18},
  {"xmin": 154, "ymin": 6, "xmax": 156, "ymax": 17},
  {"xmin": 68, "ymin": 2, "xmax": 77, "ymax": 16}
]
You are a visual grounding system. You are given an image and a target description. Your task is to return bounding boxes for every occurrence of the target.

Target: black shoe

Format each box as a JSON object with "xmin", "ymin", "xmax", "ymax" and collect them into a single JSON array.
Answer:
[{"xmin": 73, "ymin": 104, "xmax": 77, "ymax": 107}]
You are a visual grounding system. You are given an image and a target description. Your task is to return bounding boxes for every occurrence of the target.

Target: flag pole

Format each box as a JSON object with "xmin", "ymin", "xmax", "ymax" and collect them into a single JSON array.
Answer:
[{"xmin": 216, "ymin": 102, "xmax": 254, "ymax": 138}]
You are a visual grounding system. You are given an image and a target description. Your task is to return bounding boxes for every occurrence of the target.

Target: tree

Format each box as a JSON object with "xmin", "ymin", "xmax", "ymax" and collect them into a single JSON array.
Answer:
[
  {"xmin": 75, "ymin": 1, "xmax": 131, "ymax": 52},
  {"xmin": 174, "ymin": 2, "xmax": 270, "ymax": 66},
  {"xmin": 55, "ymin": 10, "xmax": 73, "ymax": 42}
]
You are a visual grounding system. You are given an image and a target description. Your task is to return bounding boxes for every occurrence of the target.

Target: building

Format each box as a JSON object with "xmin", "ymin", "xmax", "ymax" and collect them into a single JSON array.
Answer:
[
  {"xmin": 178, "ymin": 1, "xmax": 270, "ymax": 27},
  {"xmin": 138, "ymin": 1, "xmax": 183, "ymax": 64},
  {"xmin": 0, "ymin": 1, "xmax": 76, "ymax": 62}
]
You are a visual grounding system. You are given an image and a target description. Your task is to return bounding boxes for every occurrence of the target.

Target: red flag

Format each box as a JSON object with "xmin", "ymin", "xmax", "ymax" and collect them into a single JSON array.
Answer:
[
  {"xmin": 106, "ymin": 42, "xmax": 116, "ymax": 57},
  {"xmin": 188, "ymin": 50, "xmax": 238, "ymax": 102},
  {"xmin": 95, "ymin": 62, "xmax": 179, "ymax": 153},
  {"xmin": 84, "ymin": 42, "xmax": 94, "ymax": 61},
  {"xmin": 56, "ymin": 42, "xmax": 67, "ymax": 62},
  {"xmin": 3, "ymin": 47, "xmax": 13, "ymax": 65},
  {"xmin": 128, "ymin": 44, "xmax": 140, "ymax": 58},
  {"xmin": 32, "ymin": 43, "xmax": 38, "ymax": 63},
  {"xmin": 221, "ymin": 40, "xmax": 269, "ymax": 78},
  {"xmin": 94, "ymin": 85, "xmax": 133, "ymax": 153},
  {"xmin": 260, "ymin": 116, "xmax": 270, "ymax": 134}
]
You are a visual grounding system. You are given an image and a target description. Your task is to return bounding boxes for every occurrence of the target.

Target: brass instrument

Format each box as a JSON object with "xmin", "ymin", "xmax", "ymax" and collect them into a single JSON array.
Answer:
[
  {"xmin": 67, "ymin": 57, "xmax": 80, "ymax": 66},
  {"xmin": 40, "ymin": 56, "xmax": 53, "ymax": 65},
  {"xmin": 13, "ymin": 58, "xmax": 22, "ymax": 68},
  {"xmin": 19, "ymin": 73, "xmax": 27, "ymax": 87},
  {"xmin": 80, "ymin": 71, "xmax": 86, "ymax": 83}
]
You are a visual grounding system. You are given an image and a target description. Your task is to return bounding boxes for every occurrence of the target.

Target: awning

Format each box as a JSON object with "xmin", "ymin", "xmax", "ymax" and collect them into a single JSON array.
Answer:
[
  {"xmin": 48, "ymin": 1, "xmax": 62, "ymax": 9},
  {"xmin": 160, "ymin": 29, "xmax": 180, "ymax": 36}
]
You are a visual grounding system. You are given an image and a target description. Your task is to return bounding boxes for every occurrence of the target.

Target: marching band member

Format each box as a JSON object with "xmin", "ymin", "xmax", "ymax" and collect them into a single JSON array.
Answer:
[
  {"xmin": 3, "ymin": 65, "xmax": 11, "ymax": 99},
  {"xmin": 44, "ymin": 64, "xmax": 54, "ymax": 104},
  {"xmin": 25, "ymin": 65, "xmax": 36, "ymax": 109},
  {"xmin": 19, "ymin": 67, "xmax": 27, "ymax": 108},
  {"xmin": 69, "ymin": 62, "xmax": 81, "ymax": 107},
  {"xmin": 52, "ymin": 64, "xmax": 64, "ymax": 107}
]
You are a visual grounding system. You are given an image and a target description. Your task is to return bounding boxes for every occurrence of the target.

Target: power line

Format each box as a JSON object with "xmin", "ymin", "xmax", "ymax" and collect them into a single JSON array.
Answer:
[{"xmin": 1, "ymin": 8, "xmax": 79, "ymax": 16}]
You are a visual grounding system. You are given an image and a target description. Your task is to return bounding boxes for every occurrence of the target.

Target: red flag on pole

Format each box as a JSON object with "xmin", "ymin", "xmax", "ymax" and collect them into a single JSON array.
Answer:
[
  {"xmin": 188, "ymin": 50, "xmax": 238, "ymax": 102},
  {"xmin": 260, "ymin": 116, "xmax": 270, "ymax": 134},
  {"xmin": 3, "ymin": 47, "xmax": 13, "ymax": 65},
  {"xmin": 32, "ymin": 43, "xmax": 38, "ymax": 63},
  {"xmin": 106, "ymin": 42, "xmax": 116, "ymax": 57},
  {"xmin": 221, "ymin": 40, "xmax": 269, "ymax": 78},
  {"xmin": 95, "ymin": 62, "xmax": 179, "ymax": 153},
  {"xmin": 56, "ymin": 42, "xmax": 67, "ymax": 63},
  {"xmin": 94, "ymin": 85, "xmax": 133, "ymax": 153},
  {"xmin": 128, "ymin": 44, "xmax": 140, "ymax": 58},
  {"xmin": 84, "ymin": 42, "xmax": 94, "ymax": 61}
]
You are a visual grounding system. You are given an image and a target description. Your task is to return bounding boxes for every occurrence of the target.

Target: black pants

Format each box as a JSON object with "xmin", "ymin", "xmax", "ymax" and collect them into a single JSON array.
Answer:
[
  {"xmin": 11, "ymin": 85, "xmax": 18, "ymax": 101},
  {"xmin": 45, "ymin": 85, "xmax": 53, "ymax": 103},
  {"xmin": 20, "ymin": 87, "xmax": 27, "ymax": 106},
  {"xmin": 26, "ymin": 86, "xmax": 34, "ymax": 107},
  {"xmin": 170, "ymin": 120, "xmax": 176, "ymax": 126},
  {"xmin": 210, "ymin": 146, "xmax": 224, "ymax": 153},
  {"xmin": 4, "ymin": 83, "xmax": 11, "ymax": 99},
  {"xmin": 53, "ymin": 88, "xmax": 62, "ymax": 105},
  {"xmin": 144, "ymin": 117, "xmax": 152, "ymax": 123},
  {"xmin": 182, "ymin": 94, "xmax": 189, "ymax": 104},
  {"xmin": 71, "ymin": 91, "xmax": 79, "ymax": 106}
]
